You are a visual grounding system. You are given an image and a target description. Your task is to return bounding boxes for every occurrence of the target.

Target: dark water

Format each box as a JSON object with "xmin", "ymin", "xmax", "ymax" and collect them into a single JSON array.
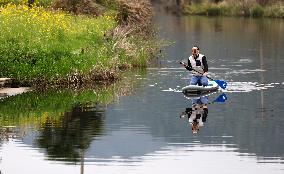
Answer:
[{"xmin": 1, "ymin": 8, "xmax": 284, "ymax": 174}]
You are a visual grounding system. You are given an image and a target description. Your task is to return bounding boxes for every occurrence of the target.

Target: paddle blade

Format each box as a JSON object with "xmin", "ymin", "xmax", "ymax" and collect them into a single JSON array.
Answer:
[
  {"xmin": 215, "ymin": 80, "xmax": 227, "ymax": 89},
  {"xmin": 213, "ymin": 93, "xmax": 227, "ymax": 103}
]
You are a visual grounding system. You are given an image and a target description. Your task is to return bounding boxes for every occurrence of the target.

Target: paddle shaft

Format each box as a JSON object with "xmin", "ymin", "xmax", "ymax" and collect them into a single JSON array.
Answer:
[
  {"xmin": 180, "ymin": 61, "xmax": 227, "ymax": 89},
  {"xmin": 180, "ymin": 62, "xmax": 213, "ymax": 80},
  {"xmin": 191, "ymin": 68, "xmax": 214, "ymax": 80}
]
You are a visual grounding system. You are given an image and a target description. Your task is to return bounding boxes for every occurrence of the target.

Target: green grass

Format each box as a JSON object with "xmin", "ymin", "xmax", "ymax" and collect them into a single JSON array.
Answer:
[
  {"xmin": 0, "ymin": 4, "xmax": 120, "ymax": 82},
  {"xmin": 0, "ymin": 2, "xmax": 158, "ymax": 85}
]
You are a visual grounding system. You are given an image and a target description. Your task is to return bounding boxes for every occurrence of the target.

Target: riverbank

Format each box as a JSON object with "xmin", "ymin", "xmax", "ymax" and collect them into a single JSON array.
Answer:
[
  {"xmin": 183, "ymin": 1, "xmax": 284, "ymax": 18},
  {"xmin": 0, "ymin": 0, "xmax": 158, "ymax": 87},
  {"xmin": 160, "ymin": 0, "xmax": 284, "ymax": 18}
]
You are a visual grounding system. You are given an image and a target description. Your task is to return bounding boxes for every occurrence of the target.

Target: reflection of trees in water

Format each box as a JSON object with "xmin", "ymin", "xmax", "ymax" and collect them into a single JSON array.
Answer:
[
  {"xmin": 36, "ymin": 104, "xmax": 106, "ymax": 163},
  {"xmin": 0, "ymin": 126, "xmax": 27, "ymax": 144},
  {"xmin": 0, "ymin": 68, "xmax": 146, "ymax": 128},
  {"xmin": 0, "ymin": 127, "xmax": 18, "ymax": 142}
]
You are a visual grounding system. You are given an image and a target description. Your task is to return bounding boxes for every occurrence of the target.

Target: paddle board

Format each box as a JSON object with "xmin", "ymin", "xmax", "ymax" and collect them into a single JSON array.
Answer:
[{"xmin": 182, "ymin": 81, "xmax": 219, "ymax": 98}]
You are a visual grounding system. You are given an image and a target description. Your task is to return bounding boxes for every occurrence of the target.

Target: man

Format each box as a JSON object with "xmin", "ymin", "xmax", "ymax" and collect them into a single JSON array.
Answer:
[{"xmin": 184, "ymin": 46, "xmax": 209, "ymax": 86}]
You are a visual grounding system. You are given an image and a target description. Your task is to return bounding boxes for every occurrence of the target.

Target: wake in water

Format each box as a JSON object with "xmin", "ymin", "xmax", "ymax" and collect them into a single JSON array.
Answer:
[
  {"xmin": 160, "ymin": 81, "xmax": 283, "ymax": 93},
  {"xmin": 145, "ymin": 67, "xmax": 284, "ymax": 94},
  {"xmin": 224, "ymin": 82, "xmax": 282, "ymax": 93}
]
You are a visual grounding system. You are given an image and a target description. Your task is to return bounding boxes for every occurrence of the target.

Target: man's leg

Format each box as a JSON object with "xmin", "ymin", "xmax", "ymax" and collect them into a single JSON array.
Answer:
[
  {"xmin": 200, "ymin": 76, "xmax": 208, "ymax": 86},
  {"xmin": 192, "ymin": 99, "xmax": 198, "ymax": 105},
  {"xmin": 190, "ymin": 75, "xmax": 199, "ymax": 85},
  {"xmin": 200, "ymin": 96, "xmax": 208, "ymax": 104}
]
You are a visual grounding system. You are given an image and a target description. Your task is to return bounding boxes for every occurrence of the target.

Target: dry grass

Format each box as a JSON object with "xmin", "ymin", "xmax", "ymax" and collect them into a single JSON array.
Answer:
[
  {"xmin": 52, "ymin": 0, "xmax": 105, "ymax": 16},
  {"xmin": 102, "ymin": 0, "xmax": 158, "ymax": 69},
  {"xmin": 116, "ymin": 0, "xmax": 153, "ymax": 36}
]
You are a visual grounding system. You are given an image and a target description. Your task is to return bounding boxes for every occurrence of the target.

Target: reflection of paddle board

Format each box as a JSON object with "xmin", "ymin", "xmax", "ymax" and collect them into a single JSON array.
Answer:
[{"xmin": 182, "ymin": 81, "xmax": 219, "ymax": 98}]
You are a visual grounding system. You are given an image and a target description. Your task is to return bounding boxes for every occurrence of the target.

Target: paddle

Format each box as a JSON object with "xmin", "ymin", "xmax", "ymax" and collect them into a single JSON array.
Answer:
[
  {"xmin": 179, "ymin": 62, "xmax": 227, "ymax": 89},
  {"xmin": 180, "ymin": 93, "xmax": 227, "ymax": 118},
  {"xmin": 212, "ymin": 93, "xmax": 227, "ymax": 103},
  {"xmin": 192, "ymin": 93, "xmax": 228, "ymax": 105}
]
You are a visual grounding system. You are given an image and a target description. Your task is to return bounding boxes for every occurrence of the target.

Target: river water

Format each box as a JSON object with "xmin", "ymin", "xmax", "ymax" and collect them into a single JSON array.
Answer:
[{"xmin": 1, "ymin": 6, "xmax": 284, "ymax": 174}]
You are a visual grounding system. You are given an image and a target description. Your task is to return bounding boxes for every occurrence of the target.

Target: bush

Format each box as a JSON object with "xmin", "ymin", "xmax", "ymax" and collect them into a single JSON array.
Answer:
[
  {"xmin": 52, "ymin": 0, "xmax": 105, "ymax": 16},
  {"xmin": 219, "ymin": 5, "xmax": 231, "ymax": 16},
  {"xmin": 116, "ymin": 0, "xmax": 152, "ymax": 27},
  {"xmin": 184, "ymin": 3, "xmax": 207, "ymax": 15},
  {"xmin": 251, "ymin": 4, "xmax": 264, "ymax": 17},
  {"xmin": 182, "ymin": 0, "xmax": 284, "ymax": 18},
  {"xmin": 264, "ymin": 4, "xmax": 284, "ymax": 18},
  {"xmin": 95, "ymin": 0, "xmax": 118, "ymax": 9},
  {"xmin": 207, "ymin": 5, "xmax": 221, "ymax": 16}
]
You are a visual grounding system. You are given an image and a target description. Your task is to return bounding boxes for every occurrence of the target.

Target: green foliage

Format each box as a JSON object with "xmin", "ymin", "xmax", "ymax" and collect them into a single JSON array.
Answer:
[
  {"xmin": 264, "ymin": 4, "xmax": 284, "ymax": 18},
  {"xmin": 0, "ymin": 1, "xmax": 157, "ymax": 85},
  {"xmin": 0, "ymin": 4, "xmax": 118, "ymax": 82},
  {"xmin": 184, "ymin": 3, "xmax": 207, "ymax": 15},
  {"xmin": 207, "ymin": 5, "xmax": 221, "ymax": 16},
  {"xmin": 251, "ymin": 4, "xmax": 264, "ymax": 17},
  {"xmin": 218, "ymin": 5, "xmax": 231, "ymax": 16}
]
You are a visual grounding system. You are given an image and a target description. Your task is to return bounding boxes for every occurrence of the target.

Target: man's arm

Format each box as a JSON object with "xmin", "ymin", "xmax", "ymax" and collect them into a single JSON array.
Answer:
[
  {"xmin": 202, "ymin": 56, "xmax": 208, "ymax": 72},
  {"xmin": 186, "ymin": 58, "xmax": 192, "ymax": 71}
]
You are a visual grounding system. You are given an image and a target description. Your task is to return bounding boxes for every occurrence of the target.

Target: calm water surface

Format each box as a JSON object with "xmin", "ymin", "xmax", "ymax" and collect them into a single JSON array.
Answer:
[{"xmin": 1, "ymin": 8, "xmax": 284, "ymax": 174}]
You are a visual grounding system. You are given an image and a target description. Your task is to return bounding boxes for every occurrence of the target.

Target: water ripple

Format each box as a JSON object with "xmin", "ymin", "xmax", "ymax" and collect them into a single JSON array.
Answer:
[{"xmin": 225, "ymin": 81, "xmax": 281, "ymax": 93}]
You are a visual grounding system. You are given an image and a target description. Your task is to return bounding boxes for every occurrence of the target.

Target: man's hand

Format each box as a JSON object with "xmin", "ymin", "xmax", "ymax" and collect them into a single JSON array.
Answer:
[
  {"xmin": 180, "ymin": 62, "xmax": 192, "ymax": 71},
  {"xmin": 185, "ymin": 66, "xmax": 192, "ymax": 71},
  {"xmin": 203, "ymin": 72, "xmax": 208, "ymax": 76}
]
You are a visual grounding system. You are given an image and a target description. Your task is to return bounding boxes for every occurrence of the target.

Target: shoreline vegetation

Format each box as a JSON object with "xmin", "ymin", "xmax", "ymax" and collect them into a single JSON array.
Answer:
[
  {"xmin": 161, "ymin": 0, "xmax": 284, "ymax": 18},
  {"xmin": 0, "ymin": 0, "xmax": 158, "ymax": 87}
]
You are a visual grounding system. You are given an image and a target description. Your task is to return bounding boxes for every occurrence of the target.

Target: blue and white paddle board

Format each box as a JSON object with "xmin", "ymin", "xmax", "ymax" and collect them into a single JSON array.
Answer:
[{"xmin": 182, "ymin": 81, "xmax": 219, "ymax": 98}]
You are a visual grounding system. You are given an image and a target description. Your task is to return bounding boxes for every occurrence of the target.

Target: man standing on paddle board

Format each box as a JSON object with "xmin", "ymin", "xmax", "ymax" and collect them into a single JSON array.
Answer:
[{"xmin": 185, "ymin": 46, "xmax": 209, "ymax": 86}]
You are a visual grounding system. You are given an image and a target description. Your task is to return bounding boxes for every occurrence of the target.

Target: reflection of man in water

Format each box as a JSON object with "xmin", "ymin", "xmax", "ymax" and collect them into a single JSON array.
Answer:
[{"xmin": 180, "ymin": 96, "xmax": 208, "ymax": 134}]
